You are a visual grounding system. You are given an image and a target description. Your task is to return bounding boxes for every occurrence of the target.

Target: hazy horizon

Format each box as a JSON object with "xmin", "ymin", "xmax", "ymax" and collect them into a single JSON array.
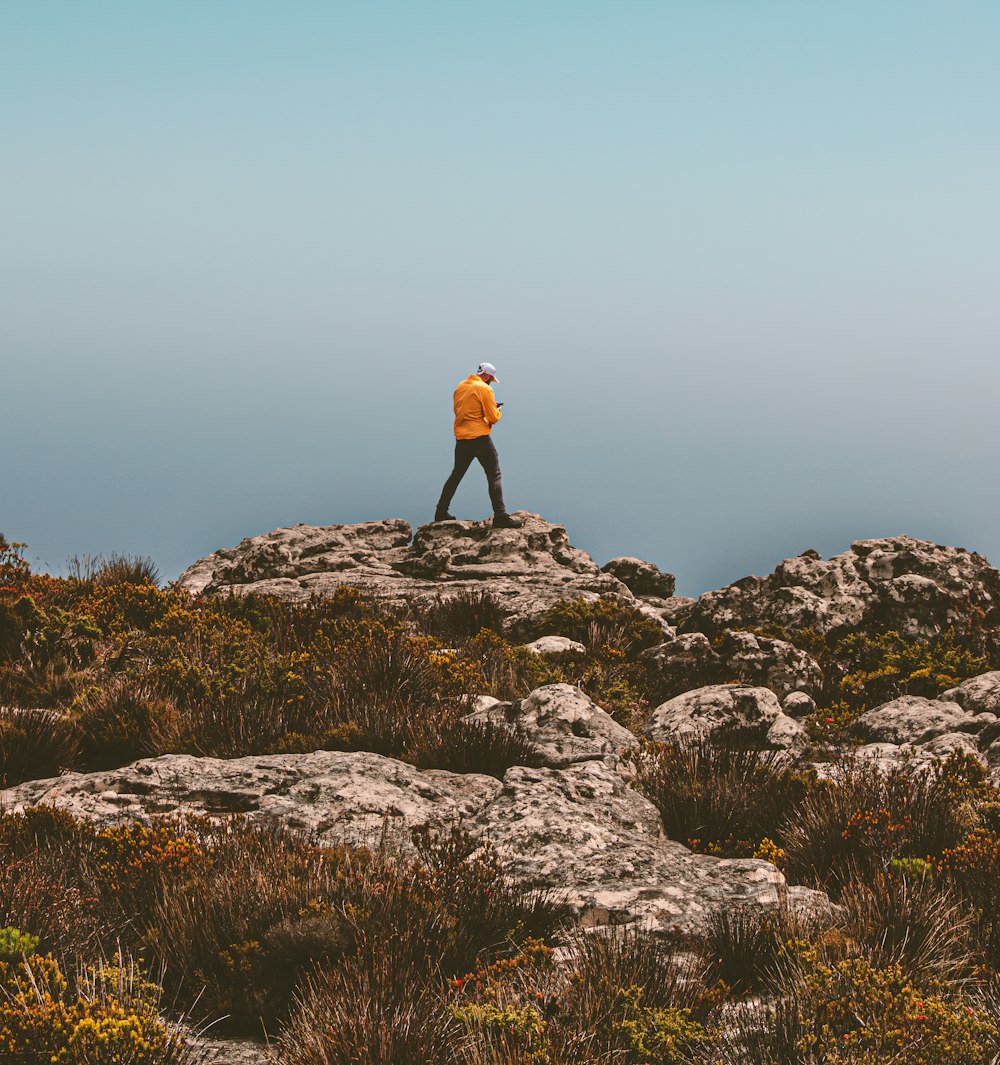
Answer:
[{"xmin": 4, "ymin": 3, "xmax": 998, "ymax": 598}]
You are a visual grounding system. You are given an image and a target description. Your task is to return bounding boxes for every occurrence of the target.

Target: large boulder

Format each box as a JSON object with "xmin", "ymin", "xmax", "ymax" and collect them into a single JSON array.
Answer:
[
  {"xmin": 463, "ymin": 683, "xmax": 637, "ymax": 768},
  {"xmin": 942, "ymin": 672, "xmax": 1000, "ymax": 716},
  {"xmin": 601, "ymin": 557, "xmax": 675, "ymax": 599},
  {"xmin": 682, "ymin": 536, "xmax": 1000, "ymax": 656},
  {"xmin": 645, "ymin": 685, "xmax": 805, "ymax": 750},
  {"xmin": 178, "ymin": 513, "xmax": 638, "ymax": 634},
  {"xmin": 854, "ymin": 695, "xmax": 996, "ymax": 746},
  {"xmin": 0, "ymin": 748, "xmax": 818, "ymax": 935},
  {"xmin": 641, "ymin": 632, "xmax": 823, "ymax": 700}
]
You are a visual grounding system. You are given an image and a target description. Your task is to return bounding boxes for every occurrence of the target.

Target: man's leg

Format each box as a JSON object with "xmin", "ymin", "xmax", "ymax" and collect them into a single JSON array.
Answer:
[
  {"xmin": 473, "ymin": 436, "xmax": 510, "ymax": 517},
  {"xmin": 436, "ymin": 440, "xmax": 476, "ymax": 518}
]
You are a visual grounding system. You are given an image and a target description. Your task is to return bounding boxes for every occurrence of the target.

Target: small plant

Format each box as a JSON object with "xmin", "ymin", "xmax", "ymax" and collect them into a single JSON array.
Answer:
[
  {"xmin": 624, "ymin": 732, "xmax": 814, "ymax": 856},
  {"xmin": 0, "ymin": 926, "xmax": 39, "ymax": 961},
  {"xmin": 703, "ymin": 903, "xmax": 813, "ymax": 996},
  {"xmin": 0, "ymin": 706, "xmax": 80, "ymax": 787},
  {"xmin": 526, "ymin": 597, "xmax": 665, "ymax": 658},
  {"xmin": 416, "ymin": 590, "xmax": 507, "ymax": 643},
  {"xmin": 0, "ymin": 951, "xmax": 198, "ymax": 1065},
  {"xmin": 73, "ymin": 679, "xmax": 182, "ymax": 769}
]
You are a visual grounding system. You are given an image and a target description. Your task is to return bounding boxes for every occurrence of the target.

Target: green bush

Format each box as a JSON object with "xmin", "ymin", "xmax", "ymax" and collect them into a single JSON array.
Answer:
[
  {"xmin": 783, "ymin": 755, "xmax": 978, "ymax": 894},
  {"xmin": 525, "ymin": 596, "xmax": 665, "ymax": 658},
  {"xmin": 624, "ymin": 732, "xmax": 815, "ymax": 856},
  {"xmin": 0, "ymin": 707, "xmax": 80, "ymax": 787},
  {"xmin": 0, "ymin": 951, "xmax": 197, "ymax": 1065},
  {"xmin": 72, "ymin": 679, "xmax": 182, "ymax": 769}
]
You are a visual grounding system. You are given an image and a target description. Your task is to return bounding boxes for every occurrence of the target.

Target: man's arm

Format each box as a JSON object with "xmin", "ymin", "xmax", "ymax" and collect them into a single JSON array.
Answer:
[{"xmin": 481, "ymin": 389, "xmax": 502, "ymax": 426}]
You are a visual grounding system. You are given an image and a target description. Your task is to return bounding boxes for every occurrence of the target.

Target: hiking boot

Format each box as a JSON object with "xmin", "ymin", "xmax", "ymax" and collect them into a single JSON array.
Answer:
[
  {"xmin": 492, "ymin": 512, "xmax": 522, "ymax": 530},
  {"xmin": 434, "ymin": 509, "xmax": 456, "ymax": 522}
]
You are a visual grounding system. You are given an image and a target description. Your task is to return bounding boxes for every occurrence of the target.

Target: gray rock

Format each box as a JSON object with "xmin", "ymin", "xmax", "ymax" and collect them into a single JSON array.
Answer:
[
  {"xmin": 0, "ymin": 751, "xmax": 502, "ymax": 854},
  {"xmin": 646, "ymin": 685, "xmax": 803, "ymax": 750},
  {"xmin": 783, "ymin": 691, "xmax": 817, "ymax": 720},
  {"xmin": 641, "ymin": 634, "xmax": 722, "ymax": 698},
  {"xmin": 683, "ymin": 536, "xmax": 1000, "ymax": 657},
  {"xmin": 178, "ymin": 514, "xmax": 635, "ymax": 635},
  {"xmin": 601, "ymin": 557, "xmax": 675, "ymax": 598},
  {"xmin": 524, "ymin": 635, "xmax": 587, "ymax": 656},
  {"xmin": 721, "ymin": 631, "xmax": 823, "ymax": 697},
  {"xmin": 941, "ymin": 672, "xmax": 1000, "ymax": 715},
  {"xmin": 471, "ymin": 760, "xmax": 818, "ymax": 932},
  {"xmin": 854, "ymin": 695, "xmax": 989, "ymax": 746},
  {"xmin": 641, "ymin": 632, "xmax": 822, "ymax": 702},
  {"xmin": 464, "ymin": 683, "xmax": 637, "ymax": 768}
]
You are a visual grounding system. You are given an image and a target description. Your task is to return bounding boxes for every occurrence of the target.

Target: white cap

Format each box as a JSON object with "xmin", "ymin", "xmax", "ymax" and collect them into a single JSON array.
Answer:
[{"xmin": 477, "ymin": 362, "xmax": 499, "ymax": 382}]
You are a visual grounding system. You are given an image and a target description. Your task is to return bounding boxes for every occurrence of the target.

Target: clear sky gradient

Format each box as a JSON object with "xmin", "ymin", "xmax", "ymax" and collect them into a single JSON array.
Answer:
[{"xmin": 3, "ymin": 2, "xmax": 998, "ymax": 595}]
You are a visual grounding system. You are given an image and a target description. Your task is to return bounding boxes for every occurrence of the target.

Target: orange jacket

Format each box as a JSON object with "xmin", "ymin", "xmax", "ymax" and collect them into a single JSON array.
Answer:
[{"xmin": 453, "ymin": 375, "xmax": 502, "ymax": 439}]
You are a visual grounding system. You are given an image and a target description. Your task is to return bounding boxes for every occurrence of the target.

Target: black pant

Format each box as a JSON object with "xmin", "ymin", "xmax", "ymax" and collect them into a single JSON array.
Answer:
[{"xmin": 437, "ymin": 436, "xmax": 507, "ymax": 516}]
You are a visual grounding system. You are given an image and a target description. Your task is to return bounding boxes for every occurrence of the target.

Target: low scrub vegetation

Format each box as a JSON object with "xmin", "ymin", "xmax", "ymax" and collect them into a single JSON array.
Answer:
[{"xmin": 6, "ymin": 533, "xmax": 1000, "ymax": 1060}]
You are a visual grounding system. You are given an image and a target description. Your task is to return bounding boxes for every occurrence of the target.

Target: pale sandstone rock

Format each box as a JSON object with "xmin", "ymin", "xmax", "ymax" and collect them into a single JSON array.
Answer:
[
  {"xmin": 646, "ymin": 685, "xmax": 804, "ymax": 750},
  {"xmin": 783, "ymin": 691, "xmax": 817, "ymax": 720},
  {"xmin": 941, "ymin": 672, "xmax": 1000, "ymax": 715},
  {"xmin": 178, "ymin": 514, "xmax": 638, "ymax": 635},
  {"xmin": 641, "ymin": 632, "xmax": 822, "ymax": 701},
  {"xmin": 470, "ymin": 760, "xmax": 822, "ymax": 932},
  {"xmin": 464, "ymin": 683, "xmax": 637, "ymax": 768},
  {"xmin": 854, "ymin": 695, "xmax": 991, "ymax": 746},
  {"xmin": 683, "ymin": 536, "xmax": 1000, "ymax": 657},
  {"xmin": 601, "ymin": 557, "xmax": 675, "ymax": 598},
  {"xmin": 524, "ymin": 635, "xmax": 587, "ymax": 656},
  {"xmin": 0, "ymin": 745, "xmax": 820, "ymax": 934}
]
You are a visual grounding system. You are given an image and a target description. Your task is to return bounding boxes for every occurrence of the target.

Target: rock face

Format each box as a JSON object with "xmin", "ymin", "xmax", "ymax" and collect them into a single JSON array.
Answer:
[
  {"xmin": 0, "ymin": 742, "xmax": 814, "ymax": 935},
  {"xmin": 464, "ymin": 684, "xmax": 638, "ymax": 768},
  {"xmin": 601, "ymin": 557, "xmax": 675, "ymax": 599},
  {"xmin": 178, "ymin": 514, "xmax": 676, "ymax": 635},
  {"xmin": 682, "ymin": 536, "xmax": 1000, "ymax": 655},
  {"xmin": 642, "ymin": 631, "xmax": 823, "ymax": 700},
  {"xmin": 646, "ymin": 685, "xmax": 805, "ymax": 751}
]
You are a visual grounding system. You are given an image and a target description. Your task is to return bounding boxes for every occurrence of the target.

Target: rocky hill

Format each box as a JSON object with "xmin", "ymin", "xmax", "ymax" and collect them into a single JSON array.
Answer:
[{"xmin": 6, "ymin": 516, "xmax": 1000, "ymax": 1062}]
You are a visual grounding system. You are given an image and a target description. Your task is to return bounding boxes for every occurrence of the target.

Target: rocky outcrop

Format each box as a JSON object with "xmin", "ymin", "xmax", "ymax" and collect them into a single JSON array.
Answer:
[
  {"xmin": 601, "ymin": 557, "xmax": 675, "ymax": 599},
  {"xmin": 854, "ymin": 695, "xmax": 996, "ymax": 747},
  {"xmin": 523, "ymin": 635, "xmax": 587, "ymax": 656},
  {"xmin": 464, "ymin": 684, "xmax": 637, "ymax": 768},
  {"xmin": 846, "ymin": 674, "xmax": 1000, "ymax": 775},
  {"xmin": 0, "ymin": 744, "xmax": 816, "ymax": 935},
  {"xmin": 642, "ymin": 631, "xmax": 823, "ymax": 700},
  {"xmin": 645, "ymin": 685, "xmax": 805, "ymax": 751},
  {"xmin": 178, "ymin": 514, "xmax": 679, "ymax": 635},
  {"xmin": 682, "ymin": 536, "xmax": 1000, "ymax": 655}
]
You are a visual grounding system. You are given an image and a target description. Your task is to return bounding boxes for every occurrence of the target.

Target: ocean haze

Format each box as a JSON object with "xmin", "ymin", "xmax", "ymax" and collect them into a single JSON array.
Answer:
[{"xmin": 3, "ymin": 3, "xmax": 998, "ymax": 597}]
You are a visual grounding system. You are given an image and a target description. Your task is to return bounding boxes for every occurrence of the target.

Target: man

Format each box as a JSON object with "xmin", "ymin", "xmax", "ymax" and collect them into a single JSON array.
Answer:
[{"xmin": 434, "ymin": 362, "xmax": 521, "ymax": 528}]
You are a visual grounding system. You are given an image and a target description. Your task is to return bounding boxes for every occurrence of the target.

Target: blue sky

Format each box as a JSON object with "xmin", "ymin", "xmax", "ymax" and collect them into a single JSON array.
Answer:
[{"xmin": 2, "ymin": 2, "xmax": 998, "ymax": 595}]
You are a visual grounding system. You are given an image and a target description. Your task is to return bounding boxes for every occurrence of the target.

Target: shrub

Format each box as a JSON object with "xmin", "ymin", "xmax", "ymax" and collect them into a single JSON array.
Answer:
[
  {"xmin": 271, "ymin": 949, "xmax": 465, "ymax": 1065},
  {"xmin": 458, "ymin": 629, "xmax": 559, "ymax": 702},
  {"xmin": 526, "ymin": 597, "xmax": 665, "ymax": 658},
  {"xmin": 151, "ymin": 821, "xmax": 356, "ymax": 1033},
  {"xmin": 0, "ymin": 950, "xmax": 198, "ymax": 1065},
  {"xmin": 703, "ymin": 902, "xmax": 817, "ymax": 997},
  {"xmin": 795, "ymin": 956, "xmax": 999, "ymax": 1064},
  {"xmin": 783, "ymin": 755, "xmax": 977, "ymax": 894},
  {"xmin": 624, "ymin": 732, "xmax": 814, "ymax": 856},
  {"xmin": 416, "ymin": 590, "xmax": 507, "ymax": 643},
  {"xmin": 407, "ymin": 707, "xmax": 536, "ymax": 778},
  {"xmin": 838, "ymin": 870, "xmax": 977, "ymax": 988},
  {"xmin": 0, "ymin": 706, "xmax": 80, "ymax": 786},
  {"xmin": 937, "ymin": 827, "xmax": 1000, "ymax": 971},
  {"xmin": 457, "ymin": 925, "xmax": 716, "ymax": 1065},
  {"xmin": 73, "ymin": 680, "xmax": 182, "ymax": 769}
]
